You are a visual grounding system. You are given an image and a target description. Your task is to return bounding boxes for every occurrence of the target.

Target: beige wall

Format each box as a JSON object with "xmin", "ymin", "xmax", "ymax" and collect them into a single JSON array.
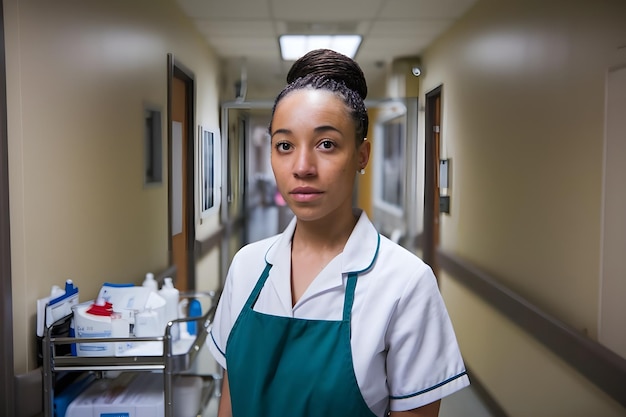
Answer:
[
  {"xmin": 5, "ymin": 0, "xmax": 222, "ymax": 374},
  {"xmin": 420, "ymin": 0, "xmax": 626, "ymax": 414},
  {"xmin": 424, "ymin": 0, "xmax": 626, "ymax": 335}
]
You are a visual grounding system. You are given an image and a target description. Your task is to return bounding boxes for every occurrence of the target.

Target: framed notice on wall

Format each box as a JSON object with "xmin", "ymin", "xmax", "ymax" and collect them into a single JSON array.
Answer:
[{"xmin": 198, "ymin": 126, "xmax": 221, "ymax": 218}]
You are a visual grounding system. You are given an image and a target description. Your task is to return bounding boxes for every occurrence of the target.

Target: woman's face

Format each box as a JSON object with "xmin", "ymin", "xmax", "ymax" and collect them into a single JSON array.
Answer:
[{"xmin": 270, "ymin": 89, "xmax": 370, "ymax": 223}]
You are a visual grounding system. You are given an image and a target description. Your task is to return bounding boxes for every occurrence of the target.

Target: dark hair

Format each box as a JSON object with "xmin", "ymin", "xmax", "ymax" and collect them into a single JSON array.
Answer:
[{"xmin": 270, "ymin": 49, "xmax": 369, "ymax": 143}]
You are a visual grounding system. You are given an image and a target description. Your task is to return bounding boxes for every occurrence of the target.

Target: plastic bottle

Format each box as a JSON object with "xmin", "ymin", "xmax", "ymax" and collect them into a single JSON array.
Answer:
[
  {"xmin": 187, "ymin": 299, "xmax": 202, "ymax": 336},
  {"xmin": 62, "ymin": 280, "xmax": 80, "ymax": 356},
  {"xmin": 159, "ymin": 277, "xmax": 180, "ymax": 340},
  {"xmin": 142, "ymin": 272, "xmax": 158, "ymax": 293}
]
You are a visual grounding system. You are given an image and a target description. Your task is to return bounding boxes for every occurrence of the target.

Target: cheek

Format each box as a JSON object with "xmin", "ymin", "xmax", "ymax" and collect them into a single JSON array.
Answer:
[
  {"xmin": 270, "ymin": 152, "xmax": 283, "ymax": 173},
  {"xmin": 339, "ymin": 156, "xmax": 358, "ymax": 175},
  {"xmin": 271, "ymin": 159, "xmax": 289, "ymax": 187},
  {"xmin": 333, "ymin": 164, "xmax": 355, "ymax": 184}
]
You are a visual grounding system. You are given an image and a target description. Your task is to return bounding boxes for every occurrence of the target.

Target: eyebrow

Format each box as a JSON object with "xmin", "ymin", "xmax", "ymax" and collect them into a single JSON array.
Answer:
[{"xmin": 270, "ymin": 125, "xmax": 343, "ymax": 139}]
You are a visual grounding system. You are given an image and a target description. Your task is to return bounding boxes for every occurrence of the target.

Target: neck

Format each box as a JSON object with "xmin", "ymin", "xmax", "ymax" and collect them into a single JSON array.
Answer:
[{"xmin": 292, "ymin": 209, "xmax": 358, "ymax": 253}]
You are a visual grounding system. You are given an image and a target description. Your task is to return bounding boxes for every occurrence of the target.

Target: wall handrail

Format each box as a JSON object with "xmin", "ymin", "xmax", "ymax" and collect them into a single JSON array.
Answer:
[{"xmin": 437, "ymin": 249, "xmax": 626, "ymax": 408}]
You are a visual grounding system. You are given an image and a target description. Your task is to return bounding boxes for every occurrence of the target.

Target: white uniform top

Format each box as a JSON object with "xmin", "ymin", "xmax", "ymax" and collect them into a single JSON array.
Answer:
[{"xmin": 209, "ymin": 210, "xmax": 469, "ymax": 416}]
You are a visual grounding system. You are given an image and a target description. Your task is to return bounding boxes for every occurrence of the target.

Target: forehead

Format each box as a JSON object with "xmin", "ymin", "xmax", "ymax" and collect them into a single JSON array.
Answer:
[
  {"xmin": 271, "ymin": 88, "xmax": 354, "ymax": 131},
  {"xmin": 274, "ymin": 88, "xmax": 349, "ymax": 118}
]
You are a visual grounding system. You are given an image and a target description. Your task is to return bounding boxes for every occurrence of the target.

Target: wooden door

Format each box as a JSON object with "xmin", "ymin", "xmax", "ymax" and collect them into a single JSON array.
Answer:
[
  {"xmin": 168, "ymin": 57, "xmax": 195, "ymax": 292},
  {"xmin": 171, "ymin": 76, "xmax": 188, "ymax": 290}
]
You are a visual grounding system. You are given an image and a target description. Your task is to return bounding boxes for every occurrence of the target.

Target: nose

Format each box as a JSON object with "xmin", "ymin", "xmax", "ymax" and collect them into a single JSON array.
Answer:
[{"xmin": 293, "ymin": 148, "xmax": 317, "ymax": 178}]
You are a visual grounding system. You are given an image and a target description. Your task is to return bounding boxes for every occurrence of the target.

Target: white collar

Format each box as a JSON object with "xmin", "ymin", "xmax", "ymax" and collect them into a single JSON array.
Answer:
[
  {"xmin": 262, "ymin": 209, "xmax": 380, "ymax": 312},
  {"xmin": 264, "ymin": 208, "xmax": 379, "ymax": 274}
]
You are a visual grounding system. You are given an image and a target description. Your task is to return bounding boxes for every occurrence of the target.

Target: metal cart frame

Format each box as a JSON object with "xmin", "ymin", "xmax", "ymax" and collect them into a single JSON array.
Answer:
[{"xmin": 42, "ymin": 291, "xmax": 217, "ymax": 417}]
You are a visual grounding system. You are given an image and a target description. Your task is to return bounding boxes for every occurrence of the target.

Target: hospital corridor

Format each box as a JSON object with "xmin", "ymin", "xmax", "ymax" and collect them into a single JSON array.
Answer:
[{"xmin": 1, "ymin": 0, "xmax": 626, "ymax": 416}]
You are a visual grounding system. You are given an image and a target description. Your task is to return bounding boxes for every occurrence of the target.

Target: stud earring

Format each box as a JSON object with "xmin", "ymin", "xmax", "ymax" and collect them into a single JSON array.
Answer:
[{"xmin": 358, "ymin": 168, "xmax": 365, "ymax": 175}]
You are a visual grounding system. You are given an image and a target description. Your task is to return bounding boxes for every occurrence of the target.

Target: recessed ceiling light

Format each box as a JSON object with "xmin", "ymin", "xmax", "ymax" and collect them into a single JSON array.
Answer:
[{"xmin": 279, "ymin": 35, "xmax": 362, "ymax": 60}]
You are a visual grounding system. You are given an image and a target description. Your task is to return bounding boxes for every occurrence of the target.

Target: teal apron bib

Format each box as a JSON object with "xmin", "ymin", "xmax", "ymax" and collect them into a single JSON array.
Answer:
[{"xmin": 225, "ymin": 263, "xmax": 378, "ymax": 417}]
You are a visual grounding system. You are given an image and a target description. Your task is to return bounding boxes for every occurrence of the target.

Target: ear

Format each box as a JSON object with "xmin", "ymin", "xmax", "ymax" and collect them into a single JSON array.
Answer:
[{"xmin": 357, "ymin": 139, "xmax": 371, "ymax": 170}]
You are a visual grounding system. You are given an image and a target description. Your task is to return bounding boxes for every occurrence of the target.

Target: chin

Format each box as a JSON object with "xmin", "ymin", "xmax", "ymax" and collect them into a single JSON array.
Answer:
[{"xmin": 289, "ymin": 207, "xmax": 327, "ymax": 223}]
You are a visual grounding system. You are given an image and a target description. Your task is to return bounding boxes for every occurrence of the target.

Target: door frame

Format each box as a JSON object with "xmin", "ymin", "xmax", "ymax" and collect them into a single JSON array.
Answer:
[
  {"xmin": 0, "ymin": 0, "xmax": 15, "ymax": 414},
  {"xmin": 220, "ymin": 101, "xmax": 269, "ymax": 285},
  {"xmin": 167, "ymin": 54, "xmax": 196, "ymax": 290},
  {"xmin": 423, "ymin": 85, "xmax": 442, "ymax": 273}
]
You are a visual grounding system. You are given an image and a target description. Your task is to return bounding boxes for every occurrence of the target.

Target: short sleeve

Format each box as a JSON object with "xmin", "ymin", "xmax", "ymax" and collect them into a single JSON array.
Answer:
[{"xmin": 385, "ymin": 267, "xmax": 469, "ymax": 410}]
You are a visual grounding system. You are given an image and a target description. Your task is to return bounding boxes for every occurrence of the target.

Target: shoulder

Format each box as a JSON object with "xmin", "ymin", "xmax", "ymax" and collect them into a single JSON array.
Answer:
[
  {"xmin": 360, "ymin": 234, "xmax": 441, "ymax": 314},
  {"xmin": 214, "ymin": 234, "xmax": 281, "ymax": 328},
  {"xmin": 231, "ymin": 234, "xmax": 279, "ymax": 267},
  {"xmin": 378, "ymin": 234, "xmax": 425, "ymax": 262},
  {"xmin": 225, "ymin": 235, "xmax": 280, "ymax": 293},
  {"xmin": 375, "ymin": 235, "xmax": 433, "ymax": 280}
]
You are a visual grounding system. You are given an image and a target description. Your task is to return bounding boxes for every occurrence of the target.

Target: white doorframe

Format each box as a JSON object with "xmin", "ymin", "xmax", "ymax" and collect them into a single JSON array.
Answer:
[{"xmin": 599, "ymin": 64, "xmax": 626, "ymax": 359}]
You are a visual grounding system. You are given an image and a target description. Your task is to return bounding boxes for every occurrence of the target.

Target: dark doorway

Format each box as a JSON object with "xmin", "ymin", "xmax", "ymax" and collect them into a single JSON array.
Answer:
[{"xmin": 423, "ymin": 85, "xmax": 442, "ymax": 275}]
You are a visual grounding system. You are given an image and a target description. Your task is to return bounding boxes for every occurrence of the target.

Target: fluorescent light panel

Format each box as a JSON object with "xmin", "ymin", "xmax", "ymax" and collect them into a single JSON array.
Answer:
[{"xmin": 279, "ymin": 35, "xmax": 362, "ymax": 60}]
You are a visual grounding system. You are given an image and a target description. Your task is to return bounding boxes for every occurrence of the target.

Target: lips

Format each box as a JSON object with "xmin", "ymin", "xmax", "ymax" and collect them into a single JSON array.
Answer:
[{"xmin": 289, "ymin": 186, "xmax": 323, "ymax": 202}]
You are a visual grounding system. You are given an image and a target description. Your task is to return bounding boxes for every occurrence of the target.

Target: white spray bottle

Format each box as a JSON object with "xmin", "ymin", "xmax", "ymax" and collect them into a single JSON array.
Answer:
[
  {"xmin": 159, "ymin": 277, "xmax": 180, "ymax": 341},
  {"xmin": 142, "ymin": 272, "xmax": 158, "ymax": 293}
]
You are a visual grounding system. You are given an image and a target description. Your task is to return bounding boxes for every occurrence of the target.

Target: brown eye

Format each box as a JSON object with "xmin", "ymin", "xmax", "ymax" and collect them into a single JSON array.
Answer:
[{"xmin": 275, "ymin": 142, "xmax": 292, "ymax": 152}]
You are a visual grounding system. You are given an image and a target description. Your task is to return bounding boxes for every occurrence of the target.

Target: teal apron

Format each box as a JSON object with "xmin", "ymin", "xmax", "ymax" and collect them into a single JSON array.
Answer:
[{"xmin": 225, "ymin": 263, "xmax": 379, "ymax": 417}]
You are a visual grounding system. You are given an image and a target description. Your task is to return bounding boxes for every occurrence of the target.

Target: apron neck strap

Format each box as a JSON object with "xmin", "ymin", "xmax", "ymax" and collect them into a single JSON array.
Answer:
[
  {"xmin": 343, "ymin": 272, "xmax": 358, "ymax": 322},
  {"xmin": 244, "ymin": 263, "xmax": 273, "ymax": 309}
]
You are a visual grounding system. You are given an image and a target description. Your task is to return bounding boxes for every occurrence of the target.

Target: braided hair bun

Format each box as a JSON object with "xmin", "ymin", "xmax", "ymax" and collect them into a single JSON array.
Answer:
[
  {"xmin": 286, "ymin": 49, "xmax": 368, "ymax": 101},
  {"xmin": 271, "ymin": 48, "xmax": 370, "ymax": 142}
]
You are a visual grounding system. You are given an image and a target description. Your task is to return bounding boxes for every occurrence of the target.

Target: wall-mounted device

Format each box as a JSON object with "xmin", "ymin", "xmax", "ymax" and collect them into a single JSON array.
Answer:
[{"xmin": 439, "ymin": 159, "xmax": 450, "ymax": 214}]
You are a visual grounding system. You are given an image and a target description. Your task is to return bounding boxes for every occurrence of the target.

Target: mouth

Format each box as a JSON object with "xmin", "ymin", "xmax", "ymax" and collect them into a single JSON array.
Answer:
[{"xmin": 289, "ymin": 186, "xmax": 323, "ymax": 202}]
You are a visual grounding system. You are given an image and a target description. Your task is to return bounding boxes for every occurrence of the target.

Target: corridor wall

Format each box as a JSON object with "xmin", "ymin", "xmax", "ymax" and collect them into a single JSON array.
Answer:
[
  {"xmin": 4, "ymin": 0, "xmax": 222, "ymax": 375},
  {"xmin": 420, "ymin": 0, "xmax": 626, "ymax": 415}
]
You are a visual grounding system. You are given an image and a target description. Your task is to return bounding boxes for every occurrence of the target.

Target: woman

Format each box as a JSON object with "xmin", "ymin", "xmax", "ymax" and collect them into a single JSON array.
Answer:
[{"xmin": 208, "ymin": 49, "xmax": 469, "ymax": 417}]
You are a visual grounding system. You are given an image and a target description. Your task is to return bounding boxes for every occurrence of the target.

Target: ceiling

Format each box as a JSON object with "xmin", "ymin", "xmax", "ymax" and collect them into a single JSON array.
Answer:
[{"xmin": 174, "ymin": 0, "xmax": 478, "ymax": 100}]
